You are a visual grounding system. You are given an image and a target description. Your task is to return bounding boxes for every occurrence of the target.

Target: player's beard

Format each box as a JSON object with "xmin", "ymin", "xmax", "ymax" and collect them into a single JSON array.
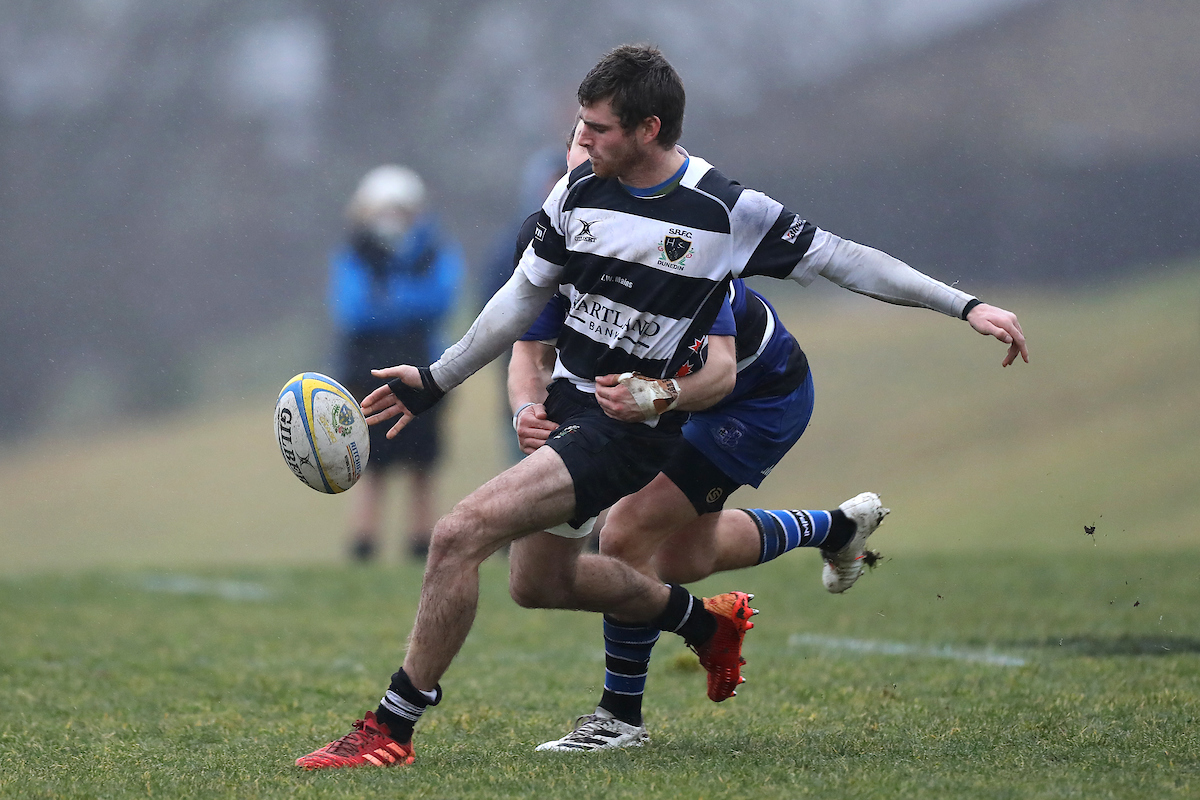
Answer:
[{"xmin": 588, "ymin": 139, "xmax": 641, "ymax": 180}]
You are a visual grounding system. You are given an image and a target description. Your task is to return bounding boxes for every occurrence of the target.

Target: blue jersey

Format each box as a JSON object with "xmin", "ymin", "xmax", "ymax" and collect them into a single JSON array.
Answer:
[
  {"xmin": 686, "ymin": 280, "xmax": 811, "ymax": 487},
  {"xmin": 719, "ymin": 280, "xmax": 808, "ymax": 407}
]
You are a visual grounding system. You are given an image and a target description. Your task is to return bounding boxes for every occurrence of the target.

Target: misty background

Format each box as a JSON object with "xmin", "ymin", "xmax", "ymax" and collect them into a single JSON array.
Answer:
[{"xmin": 2, "ymin": 0, "xmax": 1197, "ymax": 442}]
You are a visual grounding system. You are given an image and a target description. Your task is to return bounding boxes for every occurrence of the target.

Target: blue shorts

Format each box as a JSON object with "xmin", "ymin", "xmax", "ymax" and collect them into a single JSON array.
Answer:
[{"xmin": 661, "ymin": 371, "xmax": 814, "ymax": 514}]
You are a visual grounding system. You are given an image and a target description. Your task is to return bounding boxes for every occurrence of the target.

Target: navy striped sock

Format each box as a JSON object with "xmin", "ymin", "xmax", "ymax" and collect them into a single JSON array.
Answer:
[
  {"xmin": 743, "ymin": 508, "xmax": 846, "ymax": 564},
  {"xmin": 597, "ymin": 616, "xmax": 659, "ymax": 726}
]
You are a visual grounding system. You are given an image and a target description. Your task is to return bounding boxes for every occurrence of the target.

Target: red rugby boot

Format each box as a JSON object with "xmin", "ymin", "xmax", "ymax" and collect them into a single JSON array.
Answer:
[
  {"xmin": 692, "ymin": 591, "xmax": 758, "ymax": 702},
  {"xmin": 295, "ymin": 711, "xmax": 414, "ymax": 769}
]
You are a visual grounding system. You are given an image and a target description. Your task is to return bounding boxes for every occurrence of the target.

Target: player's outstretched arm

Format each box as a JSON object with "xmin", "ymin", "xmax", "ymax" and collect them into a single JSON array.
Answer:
[
  {"xmin": 430, "ymin": 268, "xmax": 557, "ymax": 391},
  {"xmin": 362, "ymin": 268, "xmax": 557, "ymax": 439},
  {"xmin": 817, "ymin": 237, "xmax": 973, "ymax": 316},
  {"xmin": 814, "ymin": 237, "xmax": 1029, "ymax": 367},
  {"xmin": 965, "ymin": 302, "xmax": 1029, "ymax": 367}
]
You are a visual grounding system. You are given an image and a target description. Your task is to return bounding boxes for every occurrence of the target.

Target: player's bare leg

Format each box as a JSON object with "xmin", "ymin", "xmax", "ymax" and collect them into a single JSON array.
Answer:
[
  {"xmin": 601, "ymin": 475, "xmax": 887, "ymax": 590},
  {"xmin": 535, "ymin": 481, "xmax": 884, "ymax": 750},
  {"xmin": 299, "ymin": 446, "xmax": 578, "ymax": 770},
  {"xmin": 597, "ymin": 472, "xmax": 699, "ymax": 579},
  {"xmin": 577, "ymin": 472, "xmax": 761, "ymax": 585},
  {"xmin": 299, "ymin": 443, "xmax": 750, "ymax": 768},
  {"xmin": 649, "ymin": 512, "xmax": 757, "ymax": 584},
  {"xmin": 402, "ymin": 445, "xmax": 577, "ymax": 691},
  {"xmin": 508, "ymin": 485, "xmax": 758, "ymax": 733},
  {"xmin": 508, "ymin": 531, "xmax": 673, "ymax": 619}
]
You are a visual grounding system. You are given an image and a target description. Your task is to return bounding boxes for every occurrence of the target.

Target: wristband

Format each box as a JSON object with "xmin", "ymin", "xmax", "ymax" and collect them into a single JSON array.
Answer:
[
  {"xmin": 960, "ymin": 298, "xmax": 982, "ymax": 321},
  {"xmin": 512, "ymin": 402, "xmax": 537, "ymax": 432},
  {"xmin": 387, "ymin": 365, "xmax": 445, "ymax": 416}
]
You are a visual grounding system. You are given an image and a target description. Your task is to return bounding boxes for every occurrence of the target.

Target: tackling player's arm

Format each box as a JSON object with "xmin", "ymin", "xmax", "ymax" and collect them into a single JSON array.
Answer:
[
  {"xmin": 508, "ymin": 340, "xmax": 559, "ymax": 455},
  {"xmin": 595, "ymin": 334, "xmax": 736, "ymax": 423}
]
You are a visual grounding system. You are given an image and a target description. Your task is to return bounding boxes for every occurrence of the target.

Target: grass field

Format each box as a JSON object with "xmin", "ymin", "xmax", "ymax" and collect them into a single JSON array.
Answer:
[{"xmin": 1, "ymin": 265, "xmax": 1198, "ymax": 798}]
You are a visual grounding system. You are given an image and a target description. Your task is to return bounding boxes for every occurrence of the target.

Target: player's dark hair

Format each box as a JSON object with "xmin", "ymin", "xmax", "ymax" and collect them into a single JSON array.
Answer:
[
  {"xmin": 577, "ymin": 44, "xmax": 685, "ymax": 148},
  {"xmin": 566, "ymin": 116, "xmax": 579, "ymax": 150}
]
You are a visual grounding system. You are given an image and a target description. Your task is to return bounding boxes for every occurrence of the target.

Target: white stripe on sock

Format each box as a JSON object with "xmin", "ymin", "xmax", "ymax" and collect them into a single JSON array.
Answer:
[{"xmin": 380, "ymin": 690, "xmax": 426, "ymax": 722}]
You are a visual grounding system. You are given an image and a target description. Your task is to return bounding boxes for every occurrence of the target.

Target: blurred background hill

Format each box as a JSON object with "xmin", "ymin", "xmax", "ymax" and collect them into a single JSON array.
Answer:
[
  {"xmin": 1, "ymin": 0, "xmax": 1197, "ymax": 443},
  {"xmin": 3, "ymin": 263, "xmax": 1196, "ymax": 574}
]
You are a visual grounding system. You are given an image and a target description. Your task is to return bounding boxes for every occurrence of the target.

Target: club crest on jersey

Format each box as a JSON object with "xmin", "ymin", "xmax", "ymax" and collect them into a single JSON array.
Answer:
[
  {"xmin": 658, "ymin": 228, "xmax": 694, "ymax": 270},
  {"xmin": 575, "ymin": 220, "xmax": 598, "ymax": 243},
  {"xmin": 781, "ymin": 214, "xmax": 807, "ymax": 244}
]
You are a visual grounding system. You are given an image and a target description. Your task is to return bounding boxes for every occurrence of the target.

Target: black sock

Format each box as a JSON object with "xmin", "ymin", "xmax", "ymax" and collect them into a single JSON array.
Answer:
[
  {"xmin": 651, "ymin": 584, "xmax": 717, "ymax": 648},
  {"xmin": 374, "ymin": 667, "xmax": 441, "ymax": 742},
  {"xmin": 599, "ymin": 691, "xmax": 642, "ymax": 727},
  {"xmin": 822, "ymin": 509, "xmax": 856, "ymax": 552}
]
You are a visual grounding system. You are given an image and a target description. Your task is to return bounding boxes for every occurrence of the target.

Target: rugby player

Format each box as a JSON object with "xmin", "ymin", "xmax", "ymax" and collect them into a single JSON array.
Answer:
[
  {"xmin": 502, "ymin": 122, "xmax": 885, "ymax": 750},
  {"xmin": 296, "ymin": 44, "xmax": 1027, "ymax": 769}
]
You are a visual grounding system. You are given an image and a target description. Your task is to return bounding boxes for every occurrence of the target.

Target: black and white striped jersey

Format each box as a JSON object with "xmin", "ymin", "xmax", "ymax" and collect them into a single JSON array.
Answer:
[{"xmin": 517, "ymin": 155, "xmax": 837, "ymax": 393}]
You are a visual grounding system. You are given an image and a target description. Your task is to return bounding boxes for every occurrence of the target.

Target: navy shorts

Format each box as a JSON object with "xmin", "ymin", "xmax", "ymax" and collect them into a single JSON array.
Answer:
[
  {"xmin": 662, "ymin": 370, "xmax": 815, "ymax": 515},
  {"xmin": 542, "ymin": 380, "xmax": 683, "ymax": 528}
]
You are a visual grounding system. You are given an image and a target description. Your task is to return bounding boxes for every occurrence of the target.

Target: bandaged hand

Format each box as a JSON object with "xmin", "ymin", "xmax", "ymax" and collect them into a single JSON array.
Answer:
[{"xmin": 617, "ymin": 372, "xmax": 680, "ymax": 420}]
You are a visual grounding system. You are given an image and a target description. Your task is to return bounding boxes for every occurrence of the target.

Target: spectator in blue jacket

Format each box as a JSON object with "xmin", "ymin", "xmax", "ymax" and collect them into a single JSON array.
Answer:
[{"xmin": 328, "ymin": 165, "xmax": 464, "ymax": 561}]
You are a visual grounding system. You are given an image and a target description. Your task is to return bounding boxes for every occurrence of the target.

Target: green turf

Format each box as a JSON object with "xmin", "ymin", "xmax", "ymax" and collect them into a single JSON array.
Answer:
[
  {"xmin": 1, "ymin": 551, "xmax": 1197, "ymax": 799},
  {"xmin": 1, "ymin": 263, "xmax": 1198, "ymax": 797}
]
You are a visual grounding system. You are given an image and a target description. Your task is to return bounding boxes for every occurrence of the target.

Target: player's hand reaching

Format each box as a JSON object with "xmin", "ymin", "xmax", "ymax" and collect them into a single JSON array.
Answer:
[
  {"xmin": 361, "ymin": 364, "xmax": 443, "ymax": 439},
  {"xmin": 966, "ymin": 303, "xmax": 1029, "ymax": 367},
  {"xmin": 513, "ymin": 403, "xmax": 557, "ymax": 454}
]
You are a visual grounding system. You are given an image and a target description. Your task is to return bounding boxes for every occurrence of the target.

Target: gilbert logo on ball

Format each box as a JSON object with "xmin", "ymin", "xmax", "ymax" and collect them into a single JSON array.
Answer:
[{"xmin": 274, "ymin": 372, "xmax": 369, "ymax": 493}]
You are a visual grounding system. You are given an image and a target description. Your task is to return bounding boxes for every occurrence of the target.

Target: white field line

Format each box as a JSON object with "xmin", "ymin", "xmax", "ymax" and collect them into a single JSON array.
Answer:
[
  {"xmin": 788, "ymin": 633, "xmax": 1027, "ymax": 667},
  {"xmin": 137, "ymin": 574, "xmax": 270, "ymax": 601}
]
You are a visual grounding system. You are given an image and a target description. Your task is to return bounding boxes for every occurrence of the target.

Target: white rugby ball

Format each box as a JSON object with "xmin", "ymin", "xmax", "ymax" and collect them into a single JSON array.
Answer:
[{"xmin": 274, "ymin": 372, "xmax": 369, "ymax": 493}]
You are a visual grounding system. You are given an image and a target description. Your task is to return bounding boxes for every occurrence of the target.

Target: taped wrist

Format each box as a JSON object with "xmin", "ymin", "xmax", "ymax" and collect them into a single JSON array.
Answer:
[
  {"xmin": 387, "ymin": 366, "xmax": 445, "ymax": 416},
  {"xmin": 618, "ymin": 372, "xmax": 680, "ymax": 420}
]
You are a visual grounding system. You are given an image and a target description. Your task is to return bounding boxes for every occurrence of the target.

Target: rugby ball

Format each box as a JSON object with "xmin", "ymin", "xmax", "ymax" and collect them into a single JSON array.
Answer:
[{"xmin": 274, "ymin": 372, "xmax": 369, "ymax": 493}]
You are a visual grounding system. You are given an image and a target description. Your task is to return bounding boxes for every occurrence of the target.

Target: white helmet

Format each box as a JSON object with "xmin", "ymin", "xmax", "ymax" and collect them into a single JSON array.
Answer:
[{"xmin": 348, "ymin": 165, "xmax": 427, "ymax": 226}]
